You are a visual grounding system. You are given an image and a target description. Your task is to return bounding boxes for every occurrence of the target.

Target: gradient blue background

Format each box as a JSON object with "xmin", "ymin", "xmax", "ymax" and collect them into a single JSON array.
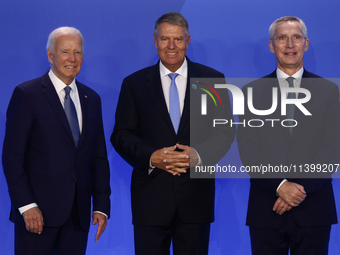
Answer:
[{"xmin": 1, "ymin": 0, "xmax": 340, "ymax": 254}]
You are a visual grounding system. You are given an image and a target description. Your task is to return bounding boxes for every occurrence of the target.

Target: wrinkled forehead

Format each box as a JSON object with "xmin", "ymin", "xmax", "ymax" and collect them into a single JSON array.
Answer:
[
  {"xmin": 55, "ymin": 33, "xmax": 83, "ymax": 49},
  {"xmin": 275, "ymin": 21, "xmax": 304, "ymax": 36}
]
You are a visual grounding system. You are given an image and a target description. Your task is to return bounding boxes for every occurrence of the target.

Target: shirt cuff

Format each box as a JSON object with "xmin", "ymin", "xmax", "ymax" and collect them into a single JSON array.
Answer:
[
  {"xmin": 19, "ymin": 203, "xmax": 38, "ymax": 215},
  {"xmin": 148, "ymin": 157, "xmax": 156, "ymax": 175},
  {"xmin": 195, "ymin": 149, "xmax": 202, "ymax": 166},
  {"xmin": 276, "ymin": 179, "xmax": 288, "ymax": 195},
  {"xmin": 93, "ymin": 211, "xmax": 108, "ymax": 219}
]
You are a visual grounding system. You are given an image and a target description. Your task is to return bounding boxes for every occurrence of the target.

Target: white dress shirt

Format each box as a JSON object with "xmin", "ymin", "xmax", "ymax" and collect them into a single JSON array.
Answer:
[
  {"xmin": 277, "ymin": 67, "xmax": 304, "ymax": 98},
  {"xmin": 159, "ymin": 59, "xmax": 188, "ymax": 115},
  {"xmin": 49, "ymin": 70, "xmax": 83, "ymax": 133},
  {"xmin": 276, "ymin": 67, "xmax": 304, "ymax": 193}
]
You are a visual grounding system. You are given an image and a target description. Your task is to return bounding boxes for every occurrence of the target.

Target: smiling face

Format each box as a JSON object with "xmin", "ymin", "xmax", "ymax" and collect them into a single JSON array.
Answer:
[
  {"xmin": 269, "ymin": 21, "xmax": 309, "ymax": 76},
  {"xmin": 47, "ymin": 33, "xmax": 83, "ymax": 85},
  {"xmin": 153, "ymin": 22, "xmax": 191, "ymax": 72}
]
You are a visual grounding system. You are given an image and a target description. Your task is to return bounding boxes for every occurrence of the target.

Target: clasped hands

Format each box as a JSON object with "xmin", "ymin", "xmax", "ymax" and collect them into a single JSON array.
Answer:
[
  {"xmin": 150, "ymin": 144, "xmax": 198, "ymax": 176},
  {"xmin": 273, "ymin": 181, "xmax": 307, "ymax": 215}
]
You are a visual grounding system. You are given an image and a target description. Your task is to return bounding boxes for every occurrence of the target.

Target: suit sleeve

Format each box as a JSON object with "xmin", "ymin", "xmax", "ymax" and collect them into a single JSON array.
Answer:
[
  {"xmin": 2, "ymin": 86, "xmax": 36, "ymax": 209},
  {"xmin": 111, "ymin": 78, "xmax": 156, "ymax": 175},
  {"xmin": 237, "ymin": 85, "xmax": 285, "ymax": 194},
  {"xmin": 298, "ymin": 83, "xmax": 340, "ymax": 193},
  {"xmin": 91, "ymin": 96, "xmax": 111, "ymax": 218},
  {"xmin": 192, "ymin": 75, "xmax": 236, "ymax": 166}
]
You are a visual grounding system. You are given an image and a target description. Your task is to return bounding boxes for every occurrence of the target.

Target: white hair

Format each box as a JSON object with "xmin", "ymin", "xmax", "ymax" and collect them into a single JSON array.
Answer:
[
  {"xmin": 46, "ymin": 26, "xmax": 84, "ymax": 52},
  {"xmin": 269, "ymin": 16, "xmax": 308, "ymax": 40}
]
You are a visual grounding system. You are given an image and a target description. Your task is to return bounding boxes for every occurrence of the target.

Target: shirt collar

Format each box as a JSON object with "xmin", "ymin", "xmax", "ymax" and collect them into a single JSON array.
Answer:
[
  {"xmin": 159, "ymin": 58, "xmax": 188, "ymax": 78},
  {"xmin": 48, "ymin": 69, "xmax": 77, "ymax": 93},
  {"xmin": 276, "ymin": 67, "xmax": 304, "ymax": 80},
  {"xmin": 276, "ymin": 67, "xmax": 304, "ymax": 87}
]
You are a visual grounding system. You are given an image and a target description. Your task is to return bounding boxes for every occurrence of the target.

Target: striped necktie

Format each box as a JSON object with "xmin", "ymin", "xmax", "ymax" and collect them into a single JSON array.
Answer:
[{"xmin": 64, "ymin": 86, "xmax": 80, "ymax": 146}]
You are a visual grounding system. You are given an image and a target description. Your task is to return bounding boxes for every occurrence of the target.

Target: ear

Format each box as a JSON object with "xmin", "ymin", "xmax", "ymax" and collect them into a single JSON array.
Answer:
[
  {"xmin": 47, "ymin": 49, "xmax": 54, "ymax": 65},
  {"xmin": 185, "ymin": 34, "xmax": 191, "ymax": 49},
  {"xmin": 269, "ymin": 40, "xmax": 275, "ymax": 53},
  {"xmin": 153, "ymin": 34, "xmax": 158, "ymax": 49},
  {"xmin": 304, "ymin": 38, "xmax": 309, "ymax": 52}
]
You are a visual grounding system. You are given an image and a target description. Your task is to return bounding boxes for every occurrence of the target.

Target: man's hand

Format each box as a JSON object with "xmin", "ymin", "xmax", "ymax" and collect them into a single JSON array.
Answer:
[
  {"xmin": 175, "ymin": 144, "xmax": 199, "ymax": 167},
  {"xmin": 151, "ymin": 145, "xmax": 189, "ymax": 176},
  {"xmin": 92, "ymin": 212, "xmax": 107, "ymax": 242},
  {"xmin": 277, "ymin": 181, "xmax": 306, "ymax": 207},
  {"xmin": 22, "ymin": 207, "xmax": 44, "ymax": 234},
  {"xmin": 273, "ymin": 197, "xmax": 292, "ymax": 215}
]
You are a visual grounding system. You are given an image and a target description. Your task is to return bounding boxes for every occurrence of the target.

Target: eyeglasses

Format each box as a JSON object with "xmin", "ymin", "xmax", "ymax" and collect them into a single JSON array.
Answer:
[{"xmin": 274, "ymin": 35, "xmax": 306, "ymax": 44}]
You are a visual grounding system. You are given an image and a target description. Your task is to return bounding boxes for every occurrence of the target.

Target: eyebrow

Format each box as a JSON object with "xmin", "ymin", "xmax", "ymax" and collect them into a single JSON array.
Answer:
[
  {"xmin": 60, "ymin": 48, "xmax": 83, "ymax": 51},
  {"xmin": 277, "ymin": 33, "xmax": 303, "ymax": 36}
]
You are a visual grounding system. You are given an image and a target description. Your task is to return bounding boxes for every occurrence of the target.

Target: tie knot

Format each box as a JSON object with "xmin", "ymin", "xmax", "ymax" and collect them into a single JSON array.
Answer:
[
  {"xmin": 286, "ymin": 77, "xmax": 294, "ymax": 88},
  {"xmin": 64, "ymin": 86, "xmax": 71, "ymax": 95},
  {"xmin": 168, "ymin": 73, "xmax": 179, "ymax": 81}
]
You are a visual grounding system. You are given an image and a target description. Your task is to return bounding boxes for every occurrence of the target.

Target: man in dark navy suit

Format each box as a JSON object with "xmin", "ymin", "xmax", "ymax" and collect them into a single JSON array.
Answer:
[
  {"xmin": 2, "ymin": 27, "xmax": 111, "ymax": 255},
  {"xmin": 111, "ymin": 12, "xmax": 235, "ymax": 255},
  {"xmin": 237, "ymin": 16, "xmax": 340, "ymax": 255}
]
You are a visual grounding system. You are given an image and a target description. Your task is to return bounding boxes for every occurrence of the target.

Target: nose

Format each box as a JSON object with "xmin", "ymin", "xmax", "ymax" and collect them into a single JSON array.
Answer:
[
  {"xmin": 68, "ymin": 53, "xmax": 76, "ymax": 62},
  {"xmin": 168, "ymin": 39, "xmax": 175, "ymax": 49},
  {"xmin": 286, "ymin": 37, "xmax": 294, "ymax": 47}
]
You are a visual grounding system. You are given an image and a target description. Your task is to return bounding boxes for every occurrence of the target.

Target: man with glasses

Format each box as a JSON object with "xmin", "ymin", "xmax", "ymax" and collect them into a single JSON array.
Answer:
[{"xmin": 237, "ymin": 16, "xmax": 340, "ymax": 255}]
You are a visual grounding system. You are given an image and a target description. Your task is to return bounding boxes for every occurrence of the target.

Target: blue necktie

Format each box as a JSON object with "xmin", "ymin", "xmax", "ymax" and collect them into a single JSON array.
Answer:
[
  {"xmin": 64, "ymin": 86, "xmax": 80, "ymax": 146},
  {"xmin": 286, "ymin": 77, "xmax": 295, "ymax": 135},
  {"xmin": 168, "ymin": 73, "xmax": 180, "ymax": 133}
]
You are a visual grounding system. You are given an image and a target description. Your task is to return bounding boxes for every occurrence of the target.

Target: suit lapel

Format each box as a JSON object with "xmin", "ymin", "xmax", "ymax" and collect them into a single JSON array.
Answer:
[
  {"xmin": 145, "ymin": 63, "xmax": 175, "ymax": 133},
  {"xmin": 40, "ymin": 73, "xmax": 77, "ymax": 149},
  {"xmin": 266, "ymin": 69, "xmax": 316, "ymax": 143},
  {"xmin": 178, "ymin": 59, "xmax": 199, "ymax": 135},
  {"xmin": 77, "ymin": 82, "xmax": 87, "ymax": 148},
  {"xmin": 263, "ymin": 71, "xmax": 292, "ymax": 141},
  {"xmin": 291, "ymin": 70, "xmax": 316, "ymax": 142},
  {"xmin": 145, "ymin": 58, "xmax": 199, "ymax": 136},
  {"xmin": 262, "ymin": 71, "xmax": 281, "ymax": 121}
]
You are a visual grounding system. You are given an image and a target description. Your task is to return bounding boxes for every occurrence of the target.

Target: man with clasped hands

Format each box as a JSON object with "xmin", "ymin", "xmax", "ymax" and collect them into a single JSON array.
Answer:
[{"xmin": 237, "ymin": 16, "xmax": 340, "ymax": 255}]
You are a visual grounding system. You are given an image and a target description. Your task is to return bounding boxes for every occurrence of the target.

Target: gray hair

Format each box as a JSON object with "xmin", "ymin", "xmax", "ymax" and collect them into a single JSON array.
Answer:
[
  {"xmin": 46, "ymin": 26, "xmax": 84, "ymax": 52},
  {"xmin": 154, "ymin": 12, "xmax": 189, "ymax": 37},
  {"xmin": 269, "ymin": 16, "xmax": 307, "ymax": 40}
]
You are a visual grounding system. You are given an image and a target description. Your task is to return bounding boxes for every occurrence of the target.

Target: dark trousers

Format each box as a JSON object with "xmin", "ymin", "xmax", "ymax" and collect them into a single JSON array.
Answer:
[
  {"xmin": 134, "ymin": 210, "xmax": 211, "ymax": 255},
  {"xmin": 249, "ymin": 211, "xmax": 331, "ymax": 255},
  {"xmin": 14, "ymin": 195, "xmax": 88, "ymax": 255}
]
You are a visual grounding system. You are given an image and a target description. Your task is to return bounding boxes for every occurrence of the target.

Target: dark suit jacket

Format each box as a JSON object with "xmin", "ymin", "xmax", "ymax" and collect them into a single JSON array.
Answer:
[
  {"xmin": 111, "ymin": 58, "xmax": 235, "ymax": 226},
  {"xmin": 237, "ymin": 70, "xmax": 340, "ymax": 229},
  {"xmin": 2, "ymin": 72, "xmax": 111, "ymax": 232}
]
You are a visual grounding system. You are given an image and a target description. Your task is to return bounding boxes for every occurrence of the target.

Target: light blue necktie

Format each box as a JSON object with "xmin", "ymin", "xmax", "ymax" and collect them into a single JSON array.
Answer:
[
  {"xmin": 64, "ymin": 86, "xmax": 80, "ymax": 146},
  {"xmin": 286, "ymin": 77, "xmax": 295, "ymax": 135},
  {"xmin": 168, "ymin": 73, "xmax": 180, "ymax": 133}
]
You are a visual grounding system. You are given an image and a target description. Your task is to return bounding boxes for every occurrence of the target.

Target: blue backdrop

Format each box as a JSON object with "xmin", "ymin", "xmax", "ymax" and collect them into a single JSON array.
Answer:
[{"xmin": 1, "ymin": 0, "xmax": 340, "ymax": 254}]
